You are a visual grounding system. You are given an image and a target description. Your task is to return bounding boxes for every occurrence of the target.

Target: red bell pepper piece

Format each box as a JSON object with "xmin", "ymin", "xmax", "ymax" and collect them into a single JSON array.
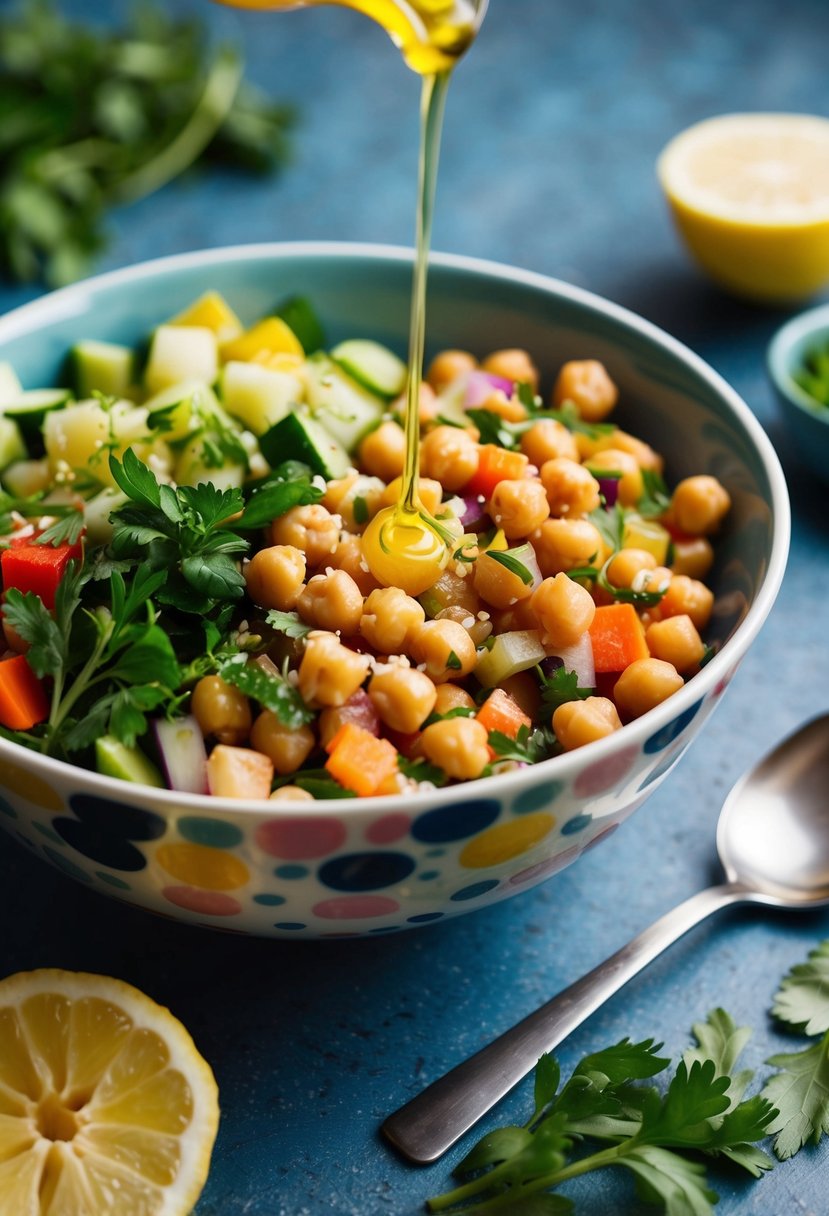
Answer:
[{"xmin": 2, "ymin": 539, "xmax": 82, "ymax": 610}]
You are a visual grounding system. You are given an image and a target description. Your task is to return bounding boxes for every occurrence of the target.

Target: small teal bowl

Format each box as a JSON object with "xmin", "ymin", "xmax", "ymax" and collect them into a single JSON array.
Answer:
[
  {"xmin": 768, "ymin": 302, "xmax": 829, "ymax": 481},
  {"xmin": 0, "ymin": 243, "xmax": 790, "ymax": 938}
]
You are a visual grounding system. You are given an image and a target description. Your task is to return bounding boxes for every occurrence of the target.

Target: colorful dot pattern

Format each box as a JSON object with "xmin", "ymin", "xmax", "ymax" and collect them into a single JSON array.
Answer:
[{"xmin": 0, "ymin": 684, "xmax": 721, "ymax": 936}]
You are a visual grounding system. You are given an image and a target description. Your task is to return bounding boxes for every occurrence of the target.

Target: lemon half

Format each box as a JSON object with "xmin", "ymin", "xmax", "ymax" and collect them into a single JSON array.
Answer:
[
  {"xmin": 658, "ymin": 112, "xmax": 829, "ymax": 301},
  {"xmin": 0, "ymin": 969, "xmax": 219, "ymax": 1216}
]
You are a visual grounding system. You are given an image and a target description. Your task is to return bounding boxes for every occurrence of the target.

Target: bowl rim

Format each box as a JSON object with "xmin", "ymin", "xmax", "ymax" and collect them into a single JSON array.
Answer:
[
  {"xmin": 767, "ymin": 301, "xmax": 829, "ymax": 423},
  {"xmin": 0, "ymin": 240, "xmax": 791, "ymax": 815}
]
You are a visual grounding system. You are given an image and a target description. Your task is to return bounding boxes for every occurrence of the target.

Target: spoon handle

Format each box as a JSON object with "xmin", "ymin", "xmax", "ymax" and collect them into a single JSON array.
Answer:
[{"xmin": 383, "ymin": 881, "xmax": 749, "ymax": 1164}]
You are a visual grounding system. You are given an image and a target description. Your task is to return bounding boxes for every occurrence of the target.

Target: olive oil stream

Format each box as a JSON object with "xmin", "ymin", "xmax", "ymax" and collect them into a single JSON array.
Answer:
[{"xmin": 216, "ymin": 0, "xmax": 486, "ymax": 594}]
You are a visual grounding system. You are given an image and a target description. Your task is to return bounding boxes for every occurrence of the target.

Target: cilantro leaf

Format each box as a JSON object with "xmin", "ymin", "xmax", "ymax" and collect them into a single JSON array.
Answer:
[
  {"xmin": 488, "ymin": 725, "xmax": 557, "ymax": 766},
  {"xmin": 638, "ymin": 469, "xmax": 672, "ymax": 519},
  {"xmin": 762, "ymin": 1037, "xmax": 829, "ymax": 1159},
  {"xmin": 770, "ymin": 939, "xmax": 829, "ymax": 1035},
  {"xmin": 1, "ymin": 589, "xmax": 65, "ymax": 678},
  {"xmin": 617, "ymin": 1145, "xmax": 717, "ymax": 1216},
  {"xmin": 109, "ymin": 448, "xmax": 161, "ymax": 509},
  {"xmin": 33, "ymin": 512, "xmax": 85, "ymax": 547},
  {"xmin": 397, "ymin": 756, "xmax": 448, "ymax": 787},
  {"xmin": 180, "ymin": 553, "xmax": 246, "ymax": 601},
  {"xmin": 538, "ymin": 665, "xmax": 593, "ymax": 717},
  {"xmin": 236, "ymin": 470, "xmax": 323, "ymax": 530},
  {"xmin": 219, "ymin": 657, "xmax": 312, "ymax": 728},
  {"xmin": 265, "ymin": 609, "xmax": 313, "ymax": 639},
  {"xmin": 465, "ymin": 408, "xmax": 521, "ymax": 449}
]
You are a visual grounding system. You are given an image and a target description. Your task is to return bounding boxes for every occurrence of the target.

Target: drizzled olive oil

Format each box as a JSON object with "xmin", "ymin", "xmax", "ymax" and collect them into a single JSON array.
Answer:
[{"xmin": 217, "ymin": 0, "xmax": 486, "ymax": 594}]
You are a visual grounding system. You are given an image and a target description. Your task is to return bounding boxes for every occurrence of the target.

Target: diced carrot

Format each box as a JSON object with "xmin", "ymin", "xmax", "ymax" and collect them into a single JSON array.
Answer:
[
  {"xmin": 465, "ymin": 444, "xmax": 529, "ymax": 499},
  {"xmin": 476, "ymin": 688, "xmax": 532, "ymax": 740},
  {"xmin": 0, "ymin": 655, "xmax": 49, "ymax": 730},
  {"xmin": 2, "ymin": 539, "xmax": 83, "ymax": 611},
  {"xmin": 325, "ymin": 722, "xmax": 400, "ymax": 797},
  {"xmin": 589, "ymin": 603, "xmax": 650, "ymax": 673},
  {"xmin": 207, "ymin": 745, "xmax": 274, "ymax": 800}
]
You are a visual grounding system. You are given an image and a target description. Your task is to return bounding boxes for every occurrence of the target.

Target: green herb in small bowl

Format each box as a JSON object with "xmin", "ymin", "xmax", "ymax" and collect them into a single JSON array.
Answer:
[{"xmin": 768, "ymin": 303, "xmax": 829, "ymax": 482}]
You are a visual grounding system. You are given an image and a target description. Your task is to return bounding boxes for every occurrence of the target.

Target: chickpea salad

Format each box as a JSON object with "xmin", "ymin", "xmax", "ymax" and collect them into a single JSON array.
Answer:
[{"xmin": 0, "ymin": 290, "xmax": 730, "ymax": 800}]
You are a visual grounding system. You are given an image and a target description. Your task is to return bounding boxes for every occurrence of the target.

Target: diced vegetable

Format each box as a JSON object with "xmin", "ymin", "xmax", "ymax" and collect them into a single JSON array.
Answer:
[
  {"xmin": 324, "ymin": 721, "xmax": 400, "ymax": 797},
  {"xmin": 153, "ymin": 716, "xmax": 209, "ymax": 794},
  {"xmin": 331, "ymin": 338, "xmax": 407, "ymax": 399},
  {"xmin": 144, "ymin": 325, "xmax": 219, "ymax": 394},
  {"xmin": 43, "ymin": 399, "xmax": 161, "ymax": 486},
  {"xmin": 3, "ymin": 389, "xmax": 73, "ymax": 443},
  {"xmin": 477, "ymin": 688, "xmax": 532, "ymax": 739},
  {"xmin": 174, "ymin": 433, "xmax": 246, "ymax": 491},
  {"xmin": 474, "ymin": 629, "xmax": 547, "ymax": 687},
  {"xmin": 170, "ymin": 291, "xmax": 243, "ymax": 343},
  {"xmin": 589, "ymin": 603, "xmax": 650, "ymax": 673},
  {"xmin": 259, "ymin": 410, "xmax": 350, "ymax": 479},
  {"xmin": 0, "ymin": 655, "xmax": 49, "ymax": 730},
  {"xmin": 0, "ymin": 417, "xmax": 26, "ymax": 471},
  {"xmin": 2, "ymin": 459, "xmax": 51, "ymax": 498},
  {"xmin": 0, "ymin": 363, "xmax": 23, "ymax": 402},
  {"xmin": 546, "ymin": 632, "xmax": 596, "ymax": 688},
  {"xmin": 2, "ymin": 538, "xmax": 83, "ymax": 610},
  {"xmin": 622, "ymin": 512, "xmax": 671, "ymax": 565},
  {"xmin": 465, "ymin": 444, "xmax": 529, "ymax": 498},
  {"xmin": 273, "ymin": 296, "xmax": 325, "ymax": 355},
  {"xmin": 220, "ymin": 360, "xmax": 302, "ymax": 435},
  {"xmin": 206, "ymin": 744, "xmax": 273, "ymax": 800},
  {"xmin": 220, "ymin": 316, "xmax": 304, "ymax": 363},
  {"xmin": 463, "ymin": 370, "xmax": 514, "ymax": 408},
  {"xmin": 305, "ymin": 354, "xmax": 386, "ymax": 448},
  {"xmin": 143, "ymin": 380, "xmax": 207, "ymax": 441},
  {"xmin": 70, "ymin": 340, "xmax": 134, "ymax": 399},
  {"xmin": 83, "ymin": 489, "xmax": 128, "ymax": 545},
  {"xmin": 95, "ymin": 736, "xmax": 163, "ymax": 787}
]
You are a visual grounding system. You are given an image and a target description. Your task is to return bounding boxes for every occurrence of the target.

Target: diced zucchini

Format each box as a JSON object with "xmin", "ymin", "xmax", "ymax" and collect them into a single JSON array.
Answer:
[
  {"xmin": 83, "ymin": 488, "xmax": 129, "ymax": 545},
  {"xmin": 2, "ymin": 458, "xmax": 50, "ymax": 498},
  {"xmin": 274, "ymin": 295, "xmax": 325, "ymax": 354},
  {"xmin": 434, "ymin": 373, "xmax": 473, "ymax": 427},
  {"xmin": 474, "ymin": 630, "xmax": 547, "ymax": 687},
  {"xmin": 144, "ymin": 380, "xmax": 217, "ymax": 442},
  {"xmin": 331, "ymin": 338, "xmax": 407, "ymax": 399},
  {"xmin": 174, "ymin": 433, "xmax": 247, "ymax": 491},
  {"xmin": 0, "ymin": 363, "xmax": 23, "ymax": 403},
  {"xmin": 305, "ymin": 354, "xmax": 385, "ymax": 450},
  {"xmin": 144, "ymin": 325, "xmax": 218, "ymax": 395},
  {"xmin": 0, "ymin": 417, "xmax": 26, "ymax": 471},
  {"xmin": 170, "ymin": 290, "xmax": 243, "ymax": 343},
  {"xmin": 220, "ymin": 361, "xmax": 303, "ymax": 435},
  {"xmin": 220, "ymin": 317, "xmax": 304, "ymax": 363},
  {"xmin": 2, "ymin": 389, "xmax": 73, "ymax": 442},
  {"xmin": 70, "ymin": 340, "xmax": 135, "ymax": 400},
  {"xmin": 259, "ymin": 410, "xmax": 350, "ymax": 480},
  {"xmin": 96, "ymin": 736, "xmax": 164, "ymax": 788}
]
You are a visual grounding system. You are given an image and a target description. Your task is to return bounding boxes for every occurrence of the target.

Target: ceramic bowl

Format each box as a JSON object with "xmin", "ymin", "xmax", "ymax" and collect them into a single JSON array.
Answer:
[
  {"xmin": 767, "ymin": 302, "xmax": 829, "ymax": 482},
  {"xmin": 0, "ymin": 243, "xmax": 789, "ymax": 938}
]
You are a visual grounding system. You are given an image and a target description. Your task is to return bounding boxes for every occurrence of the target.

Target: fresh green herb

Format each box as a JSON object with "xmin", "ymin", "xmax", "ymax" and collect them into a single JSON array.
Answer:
[
  {"xmin": 273, "ymin": 296, "xmax": 325, "ymax": 355},
  {"xmin": 109, "ymin": 448, "xmax": 249, "ymax": 614},
  {"xmin": 638, "ymin": 469, "xmax": 672, "ymax": 519},
  {"xmin": 32, "ymin": 511, "xmax": 85, "ymax": 547},
  {"xmin": 465, "ymin": 409, "xmax": 521, "ymax": 450},
  {"xmin": 218, "ymin": 655, "xmax": 312, "ymax": 729},
  {"xmin": 452, "ymin": 539, "xmax": 479, "ymax": 565},
  {"xmin": 445, "ymin": 649, "xmax": 463, "ymax": 671},
  {"xmin": 793, "ymin": 340, "xmax": 829, "ymax": 408},
  {"xmin": 397, "ymin": 756, "xmax": 449, "ymax": 787},
  {"xmin": 271, "ymin": 769, "xmax": 355, "ymax": 800},
  {"xmin": 0, "ymin": 1, "xmax": 295, "ymax": 286},
  {"xmin": 487, "ymin": 724, "xmax": 557, "ymax": 766},
  {"xmin": 566, "ymin": 556, "xmax": 667, "ymax": 608},
  {"xmin": 427, "ymin": 1010, "xmax": 777, "ymax": 1216},
  {"xmin": 515, "ymin": 384, "xmax": 616, "ymax": 438},
  {"xmin": 588, "ymin": 502, "xmax": 627, "ymax": 554},
  {"xmin": 353, "ymin": 494, "xmax": 369, "ymax": 525},
  {"xmin": 234, "ymin": 465, "xmax": 323, "ymax": 530},
  {"xmin": 422, "ymin": 706, "xmax": 477, "ymax": 729},
  {"xmin": 486, "ymin": 548, "xmax": 535, "ymax": 586},
  {"xmin": 762, "ymin": 940, "xmax": 829, "ymax": 1159},
  {"xmin": 198, "ymin": 425, "xmax": 250, "ymax": 473},
  {"xmin": 265, "ymin": 609, "xmax": 313, "ymax": 640},
  {"xmin": 538, "ymin": 665, "xmax": 593, "ymax": 717}
]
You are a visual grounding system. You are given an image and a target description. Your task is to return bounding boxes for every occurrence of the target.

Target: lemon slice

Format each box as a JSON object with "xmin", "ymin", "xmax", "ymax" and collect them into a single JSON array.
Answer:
[
  {"xmin": 658, "ymin": 113, "xmax": 829, "ymax": 301},
  {"xmin": 0, "ymin": 969, "xmax": 219, "ymax": 1216}
]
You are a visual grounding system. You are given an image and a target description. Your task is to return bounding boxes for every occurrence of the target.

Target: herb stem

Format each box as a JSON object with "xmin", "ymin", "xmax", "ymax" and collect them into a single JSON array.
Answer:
[{"xmin": 46, "ymin": 610, "xmax": 114, "ymax": 748}]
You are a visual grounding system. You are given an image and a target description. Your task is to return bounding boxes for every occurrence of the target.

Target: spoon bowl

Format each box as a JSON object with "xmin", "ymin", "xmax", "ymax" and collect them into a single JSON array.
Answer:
[{"xmin": 384, "ymin": 713, "xmax": 829, "ymax": 1164}]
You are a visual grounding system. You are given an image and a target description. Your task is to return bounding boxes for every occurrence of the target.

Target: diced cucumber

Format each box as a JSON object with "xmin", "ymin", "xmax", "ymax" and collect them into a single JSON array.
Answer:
[
  {"xmin": 220, "ymin": 361, "xmax": 303, "ymax": 435},
  {"xmin": 259, "ymin": 410, "xmax": 350, "ymax": 480},
  {"xmin": 331, "ymin": 338, "xmax": 407, "ymax": 399},
  {"xmin": 174, "ymin": 433, "xmax": 247, "ymax": 491},
  {"xmin": 474, "ymin": 630, "xmax": 547, "ymax": 688},
  {"xmin": 70, "ymin": 340, "xmax": 135, "ymax": 400},
  {"xmin": 2, "ymin": 458, "xmax": 50, "ymax": 498},
  {"xmin": 2, "ymin": 389, "xmax": 73, "ymax": 442},
  {"xmin": 84, "ymin": 488, "xmax": 128, "ymax": 545},
  {"xmin": 274, "ymin": 295, "xmax": 325, "ymax": 354},
  {"xmin": 0, "ymin": 417, "xmax": 26, "ymax": 470},
  {"xmin": 433, "ymin": 374, "xmax": 472, "ymax": 427},
  {"xmin": 96, "ymin": 736, "xmax": 164, "ymax": 788},
  {"xmin": 144, "ymin": 325, "xmax": 218, "ymax": 395},
  {"xmin": 305, "ymin": 354, "xmax": 385, "ymax": 451},
  {"xmin": 143, "ymin": 380, "xmax": 219, "ymax": 442},
  {"xmin": 0, "ymin": 363, "xmax": 22, "ymax": 403}
]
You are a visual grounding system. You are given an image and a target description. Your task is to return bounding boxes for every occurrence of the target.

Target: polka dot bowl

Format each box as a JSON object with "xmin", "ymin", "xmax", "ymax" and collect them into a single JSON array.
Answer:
[{"xmin": 0, "ymin": 244, "xmax": 789, "ymax": 938}]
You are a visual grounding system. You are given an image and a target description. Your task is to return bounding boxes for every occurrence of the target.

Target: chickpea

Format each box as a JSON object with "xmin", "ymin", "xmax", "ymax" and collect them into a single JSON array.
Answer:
[
  {"xmin": 531, "ymin": 573, "xmax": 596, "ymax": 649},
  {"xmin": 671, "ymin": 536, "xmax": 714, "ymax": 580},
  {"xmin": 586, "ymin": 448, "xmax": 644, "ymax": 506},
  {"xmin": 269, "ymin": 785, "xmax": 314, "ymax": 802},
  {"xmin": 473, "ymin": 549, "xmax": 534, "ymax": 610},
  {"xmin": 381, "ymin": 476, "xmax": 443, "ymax": 516},
  {"xmin": 489, "ymin": 599, "xmax": 538, "ymax": 633},
  {"xmin": 614, "ymin": 657, "xmax": 684, "ymax": 720},
  {"xmin": 540, "ymin": 457, "xmax": 601, "ymax": 517},
  {"xmin": 553, "ymin": 697, "xmax": 622, "ymax": 750},
  {"xmin": 270, "ymin": 504, "xmax": 340, "ymax": 567},
  {"xmin": 250, "ymin": 712, "xmax": 315, "ymax": 775},
  {"xmin": 296, "ymin": 569, "xmax": 364, "ymax": 635},
  {"xmin": 433, "ymin": 683, "xmax": 476, "ymax": 714},
  {"xmin": 245, "ymin": 545, "xmax": 306, "ymax": 611},
  {"xmin": 481, "ymin": 348, "xmax": 539, "ymax": 393},
  {"xmin": 426, "ymin": 349, "xmax": 478, "ymax": 392},
  {"xmin": 531, "ymin": 517, "xmax": 605, "ymax": 576},
  {"xmin": 435, "ymin": 605, "xmax": 492, "ymax": 648},
  {"xmin": 392, "ymin": 381, "xmax": 440, "ymax": 426},
  {"xmin": 669, "ymin": 475, "xmax": 731, "ymax": 536},
  {"xmin": 327, "ymin": 533, "xmax": 382, "ymax": 596},
  {"xmin": 360, "ymin": 587, "xmax": 425, "ymax": 654},
  {"xmin": 606, "ymin": 547, "xmax": 657, "ymax": 589},
  {"xmin": 476, "ymin": 390, "xmax": 528, "ymax": 424},
  {"xmin": 646, "ymin": 615, "xmax": 705, "ymax": 675},
  {"xmin": 489, "ymin": 478, "xmax": 550, "ymax": 539},
  {"xmin": 429, "ymin": 569, "xmax": 482, "ymax": 616},
  {"xmin": 520, "ymin": 418, "xmax": 579, "ymax": 466},
  {"xmin": 637, "ymin": 566, "xmax": 673, "ymax": 596},
  {"xmin": 191, "ymin": 676, "xmax": 252, "ymax": 746},
  {"xmin": 420, "ymin": 426, "xmax": 480, "ymax": 491},
  {"xmin": 410, "ymin": 619, "xmax": 477, "ymax": 683},
  {"xmin": 420, "ymin": 716, "xmax": 490, "ymax": 780},
  {"xmin": 358, "ymin": 420, "xmax": 406, "ymax": 481},
  {"xmin": 552, "ymin": 359, "xmax": 618, "ymax": 422},
  {"xmin": 368, "ymin": 665, "xmax": 437, "ymax": 734},
  {"xmin": 658, "ymin": 575, "xmax": 714, "ymax": 630},
  {"xmin": 297, "ymin": 631, "xmax": 371, "ymax": 707}
]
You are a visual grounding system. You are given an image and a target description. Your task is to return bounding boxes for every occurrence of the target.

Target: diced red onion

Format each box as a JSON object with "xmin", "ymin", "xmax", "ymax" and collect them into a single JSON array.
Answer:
[
  {"xmin": 153, "ymin": 715, "xmax": 209, "ymax": 794},
  {"xmin": 597, "ymin": 476, "xmax": 620, "ymax": 507},
  {"xmin": 463, "ymin": 370, "xmax": 514, "ymax": 408},
  {"xmin": 546, "ymin": 633, "xmax": 596, "ymax": 689},
  {"xmin": 338, "ymin": 688, "xmax": 380, "ymax": 736},
  {"xmin": 458, "ymin": 495, "xmax": 490, "ymax": 530}
]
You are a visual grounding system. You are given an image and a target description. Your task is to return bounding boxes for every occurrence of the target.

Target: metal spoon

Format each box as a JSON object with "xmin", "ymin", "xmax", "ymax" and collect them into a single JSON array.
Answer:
[{"xmin": 383, "ymin": 713, "xmax": 829, "ymax": 1165}]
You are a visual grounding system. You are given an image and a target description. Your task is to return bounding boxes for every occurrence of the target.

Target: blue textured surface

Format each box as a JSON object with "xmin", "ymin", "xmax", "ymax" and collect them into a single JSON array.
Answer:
[{"xmin": 1, "ymin": 1, "xmax": 829, "ymax": 1213}]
